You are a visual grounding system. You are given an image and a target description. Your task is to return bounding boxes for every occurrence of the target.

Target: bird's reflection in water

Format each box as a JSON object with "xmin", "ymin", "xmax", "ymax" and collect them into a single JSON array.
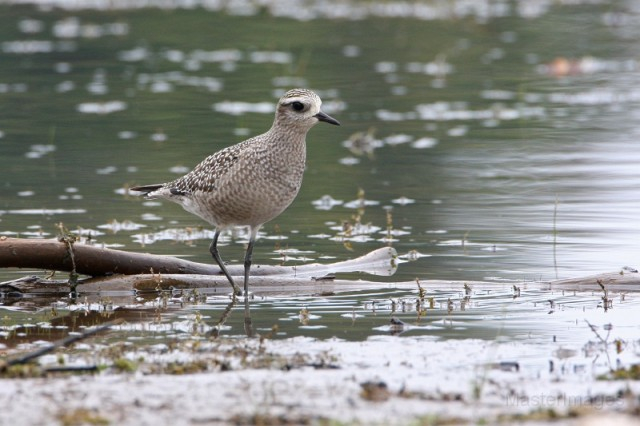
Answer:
[
  {"xmin": 209, "ymin": 293, "xmax": 254, "ymax": 338},
  {"xmin": 243, "ymin": 295, "xmax": 254, "ymax": 337}
]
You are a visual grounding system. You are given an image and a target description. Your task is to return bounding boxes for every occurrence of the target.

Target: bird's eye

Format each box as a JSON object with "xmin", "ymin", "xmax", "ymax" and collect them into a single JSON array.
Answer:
[{"xmin": 291, "ymin": 101, "xmax": 305, "ymax": 112}]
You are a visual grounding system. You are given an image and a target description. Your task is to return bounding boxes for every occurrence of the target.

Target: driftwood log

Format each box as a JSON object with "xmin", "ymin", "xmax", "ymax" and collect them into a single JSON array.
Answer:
[
  {"xmin": 0, "ymin": 237, "xmax": 399, "ymax": 295},
  {"xmin": 0, "ymin": 236, "xmax": 396, "ymax": 277},
  {"xmin": 0, "ymin": 236, "xmax": 244, "ymax": 276}
]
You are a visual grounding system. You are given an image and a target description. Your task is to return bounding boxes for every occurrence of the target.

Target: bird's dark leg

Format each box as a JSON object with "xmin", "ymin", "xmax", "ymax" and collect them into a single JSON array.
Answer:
[
  {"xmin": 243, "ymin": 228, "xmax": 258, "ymax": 295},
  {"xmin": 209, "ymin": 230, "xmax": 241, "ymax": 295}
]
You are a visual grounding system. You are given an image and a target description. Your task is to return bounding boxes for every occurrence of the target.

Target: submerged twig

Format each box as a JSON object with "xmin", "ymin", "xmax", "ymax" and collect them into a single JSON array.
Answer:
[
  {"xmin": 1, "ymin": 318, "xmax": 124, "ymax": 370},
  {"xmin": 585, "ymin": 319, "xmax": 613, "ymax": 370},
  {"xmin": 44, "ymin": 365, "xmax": 100, "ymax": 374}
]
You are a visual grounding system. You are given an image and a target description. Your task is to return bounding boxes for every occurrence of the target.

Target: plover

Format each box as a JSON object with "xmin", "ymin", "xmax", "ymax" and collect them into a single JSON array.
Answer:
[{"xmin": 130, "ymin": 88, "xmax": 340, "ymax": 295}]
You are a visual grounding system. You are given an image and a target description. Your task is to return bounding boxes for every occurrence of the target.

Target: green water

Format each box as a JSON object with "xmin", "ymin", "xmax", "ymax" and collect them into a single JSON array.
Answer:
[
  {"xmin": 2, "ymin": 3, "xmax": 638, "ymax": 284},
  {"xmin": 1, "ymin": 1, "xmax": 640, "ymax": 345}
]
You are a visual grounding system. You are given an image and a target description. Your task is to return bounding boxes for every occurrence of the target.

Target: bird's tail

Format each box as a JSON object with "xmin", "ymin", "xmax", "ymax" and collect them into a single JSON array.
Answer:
[{"xmin": 129, "ymin": 184, "xmax": 164, "ymax": 197}]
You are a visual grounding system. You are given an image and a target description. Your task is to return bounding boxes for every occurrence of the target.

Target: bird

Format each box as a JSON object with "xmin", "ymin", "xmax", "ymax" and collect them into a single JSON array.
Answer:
[{"xmin": 129, "ymin": 88, "xmax": 340, "ymax": 296}]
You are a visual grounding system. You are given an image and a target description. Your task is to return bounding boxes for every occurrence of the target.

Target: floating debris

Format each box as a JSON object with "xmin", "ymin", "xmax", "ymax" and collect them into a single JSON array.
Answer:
[
  {"xmin": 18, "ymin": 19, "xmax": 44, "ymax": 34},
  {"xmin": 342, "ymin": 128, "xmax": 382, "ymax": 157},
  {"xmin": 343, "ymin": 198, "xmax": 380, "ymax": 209},
  {"xmin": 391, "ymin": 196, "xmax": 415, "ymax": 205},
  {"xmin": 379, "ymin": 228, "xmax": 410, "ymax": 237},
  {"xmin": 118, "ymin": 131, "xmax": 137, "ymax": 139},
  {"xmin": 58, "ymin": 194, "xmax": 83, "ymax": 200},
  {"xmin": 6, "ymin": 208, "xmax": 86, "ymax": 215},
  {"xmin": 25, "ymin": 144, "xmax": 56, "ymax": 159},
  {"xmin": 338, "ymin": 156, "xmax": 360, "ymax": 166},
  {"xmin": 377, "ymin": 102, "xmax": 545, "ymax": 122},
  {"xmin": 72, "ymin": 228, "xmax": 105, "ymax": 237},
  {"xmin": 0, "ymin": 83, "xmax": 27, "ymax": 93},
  {"xmin": 319, "ymin": 99, "xmax": 347, "ymax": 115},
  {"xmin": 117, "ymin": 46, "xmax": 148, "ymax": 61},
  {"xmin": 411, "ymin": 137, "xmax": 437, "ymax": 149},
  {"xmin": 274, "ymin": 248, "xmax": 315, "ymax": 255},
  {"xmin": 96, "ymin": 166, "xmax": 117, "ymax": 175},
  {"xmin": 2, "ymin": 40, "xmax": 54, "ymax": 54},
  {"xmin": 405, "ymin": 59, "xmax": 453, "ymax": 76},
  {"xmin": 169, "ymin": 166, "xmax": 190, "ymax": 174},
  {"xmin": 98, "ymin": 220, "xmax": 146, "ymax": 233},
  {"xmin": 150, "ymin": 132, "xmax": 168, "ymax": 142},
  {"xmin": 77, "ymin": 101, "xmax": 126, "ymax": 114},
  {"xmin": 53, "ymin": 17, "xmax": 129, "ymax": 39},
  {"xmin": 374, "ymin": 61, "xmax": 397, "ymax": 73},
  {"xmin": 383, "ymin": 133, "xmax": 412, "ymax": 146},
  {"xmin": 426, "ymin": 229, "xmax": 447, "ymax": 234},
  {"xmin": 131, "ymin": 227, "xmax": 241, "ymax": 245},
  {"xmin": 263, "ymin": 234, "xmax": 288, "ymax": 240},
  {"xmin": 137, "ymin": 72, "xmax": 223, "ymax": 93},
  {"xmin": 342, "ymin": 45, "xmax": 361, "ymax": 57},
  {"xmin": 249, "ymin": 51, "xmax": 292, "ymax": 64},
  {"xmin": 54, "ymin": 62, "xmax": 71, "ymax": 73},
  {"xmin": 311, "ymin": 195, "xmax": 343, "ymax": 210},
  {"xmin": 400, "ymin": 250, "xmax": 431, "ymax": 261},
  {"xmin": 307, "ymin": 233, "xmax": 332, "ymax": 239},
  {"xmin": 447, "ymin": 125, "xmax": 467, "ymax": 137},
  {"xmin": 189, "ymin": 48, "xmax": 241, "ymax": 64},
  {"xmin": 272, "ymin": 254, "xmax": 313, "ymax": 263},
  {"xmin": 55, "ymin": 80, "xmax": 74, "ymax": 93},
  {"xmin": 480, "ymin": 89, "xmax": 515, "ymax": 100}
]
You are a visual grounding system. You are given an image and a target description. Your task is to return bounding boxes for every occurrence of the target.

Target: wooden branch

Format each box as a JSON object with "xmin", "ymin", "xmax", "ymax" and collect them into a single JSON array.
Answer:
[
  {"xmin": 0, "ymin": 236, "xmax": 218, "ymax": 276},
  {"xmin": 1, "ymin": 318, "xmax": 124, "ymax": 369},
  {"xmin": 3, "ymin": 268, "xmax": 638, "ymax": 298},
  {"xmin": 0, "ymin": 237, "xmax": 396, "ymax": 278},
  {"xmin": 0, "ymin": 274, "xmax": 486, "ymax": 297}
]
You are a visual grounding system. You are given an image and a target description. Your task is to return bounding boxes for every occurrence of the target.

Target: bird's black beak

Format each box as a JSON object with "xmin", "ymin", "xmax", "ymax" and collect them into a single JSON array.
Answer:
[{"xmin": 315, "ymin": 110, "xmax": 340, "ymax": 126}]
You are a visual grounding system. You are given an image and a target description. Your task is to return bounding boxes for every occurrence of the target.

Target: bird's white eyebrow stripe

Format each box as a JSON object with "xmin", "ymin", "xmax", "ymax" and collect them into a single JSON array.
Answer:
[{"xmin": 281, "ymin": 97, "xmax": 305, "ymax": 105}]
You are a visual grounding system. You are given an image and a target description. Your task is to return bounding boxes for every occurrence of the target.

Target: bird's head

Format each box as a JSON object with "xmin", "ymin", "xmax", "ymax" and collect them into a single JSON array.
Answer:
[{"xmin": 274, "ymin": 88, "xmax": 340, "ymax": 130}]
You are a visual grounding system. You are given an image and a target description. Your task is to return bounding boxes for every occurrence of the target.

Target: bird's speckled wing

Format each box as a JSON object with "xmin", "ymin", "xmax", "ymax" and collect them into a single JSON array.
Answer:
[{"xmin": 165, "ymin": 139, "xmax": 252, "ymax": 195}]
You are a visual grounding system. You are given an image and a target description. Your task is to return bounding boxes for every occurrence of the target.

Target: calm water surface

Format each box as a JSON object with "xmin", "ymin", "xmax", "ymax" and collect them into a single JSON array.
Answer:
[{"xmin": 1, "ymin": 1, "xmax": 640, "ymax": 349}]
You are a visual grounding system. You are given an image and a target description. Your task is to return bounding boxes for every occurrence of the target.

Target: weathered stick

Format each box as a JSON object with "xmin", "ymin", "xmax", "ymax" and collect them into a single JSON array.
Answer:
[
  {"xmin": 1, "ymin": 318, "xmax": 124, "ymax": 369},
  {"xmin": 0, "ymin": 274, "xmax": 408, "ymax": 296},
  {"xmin": 3, "ymin": 269, "xmax": 638, "ymax": 297}
]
